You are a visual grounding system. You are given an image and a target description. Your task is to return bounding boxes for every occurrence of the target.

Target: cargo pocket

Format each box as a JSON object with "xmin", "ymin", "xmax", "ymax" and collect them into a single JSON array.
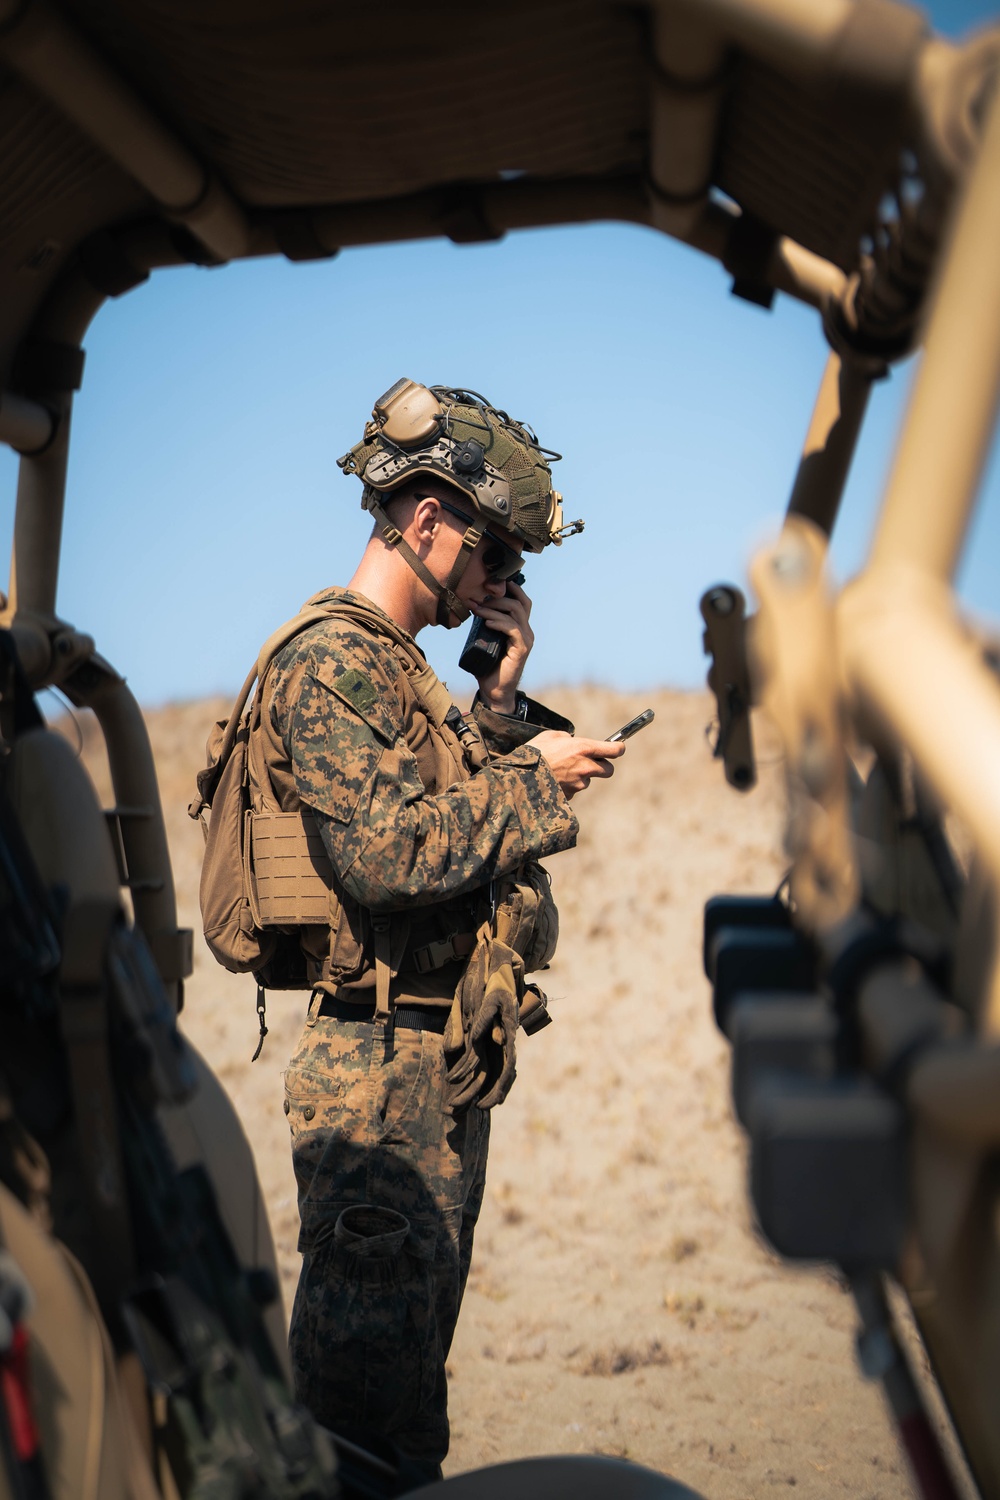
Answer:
[
  {"xmin": 289, "ymin": 1203, "xmax": 441, "ymax": 1446},
  {"xmin": 373, "ymin": 1028, "xmax": 426, "ymax": 1139},
  {"xmin": 284, "ymin": 1057, "xmax": 369, "ymax": 1207}
]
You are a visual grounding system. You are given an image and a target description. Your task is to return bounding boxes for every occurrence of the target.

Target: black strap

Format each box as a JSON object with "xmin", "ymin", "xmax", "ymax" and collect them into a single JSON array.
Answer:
[
  {"xmin": 317, "ymin": 995, "xmax": 449, "ymax": 1033},
  {"xmin": 0, "ymin": 635, "xmax": 44, "ymax": 743},
  {"xmin": 251, "ymin": 986, "xmax": 268, "ymax": 1062},
  {"xmin": 58, "ymin": 899, "xmax": 136, "ymax": 1316}
]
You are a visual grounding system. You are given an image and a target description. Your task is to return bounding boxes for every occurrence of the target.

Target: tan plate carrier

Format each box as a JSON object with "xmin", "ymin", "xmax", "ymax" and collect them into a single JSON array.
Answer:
[{"xmin": 194, "ymin": 595, "xmax": 484, "ymax": 1021}]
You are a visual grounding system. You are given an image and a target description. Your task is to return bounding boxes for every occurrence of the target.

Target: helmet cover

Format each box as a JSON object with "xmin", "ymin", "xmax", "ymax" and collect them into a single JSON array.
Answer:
[{"xmin": 337, "ymin": 379, "xmax": 583, "ymax": 553}]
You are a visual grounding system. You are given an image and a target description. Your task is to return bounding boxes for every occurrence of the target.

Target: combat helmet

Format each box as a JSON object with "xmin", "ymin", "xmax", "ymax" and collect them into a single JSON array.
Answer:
[{"xmin": 338, "ymin": 379, "xmax": 583, "ymax": 625}]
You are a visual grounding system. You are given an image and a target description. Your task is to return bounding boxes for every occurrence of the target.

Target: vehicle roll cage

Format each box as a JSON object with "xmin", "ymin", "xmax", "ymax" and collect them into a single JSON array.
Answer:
[{"xmin": 0, "ymin": 1, "xmax": 999, "ymax": 1489}]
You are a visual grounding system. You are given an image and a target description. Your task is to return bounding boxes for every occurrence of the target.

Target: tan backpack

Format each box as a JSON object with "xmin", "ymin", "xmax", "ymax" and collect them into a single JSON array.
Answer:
[{"xmin": 188, "ymin": 603, "xmax": 337, "ymax": 992}]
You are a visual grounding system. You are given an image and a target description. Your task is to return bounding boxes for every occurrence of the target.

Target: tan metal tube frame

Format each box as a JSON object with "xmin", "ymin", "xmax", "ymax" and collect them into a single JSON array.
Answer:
[
  {"xmin": 68, "ymin": 659, "xmax": 189, "ymax": 1014},
  {"xmin": 663, "ymin": 0, "xmax": 880, "ymax": 74},
  {"xmin": 3, "ymin": 223, "xmax": 208, "ymax": 640},
  {"xmin": 301, "ymin": 182, "xmax": 848, "ymax": 316},
  {"xmin": 0, "ymin": 0, "xmax": 247, "ymax": 261},
  {"xmin": 7, "ymin": 397, "xmax": 72, "ymax": 629},
  {"xmin": 839, "ymin": 77, "xmax": 1000, "ymax": 1032},
  {"xmin": 649, "ymin": 7, "xmax": 727, "ymax": 239},
  {"xmin": 786, "ymin": 351, "xmax": 877, "ymax": 537},
  {"xmin": 740, "ymin": 51, "xmax": 1000, "ymax": 1485},
  {"xmin": 0, "ymin": 222, "xmax": 199, "ymax": 1008},
  {"xmin": 0, "ymin": 390, "xmax": 54, "ymax": 455}
]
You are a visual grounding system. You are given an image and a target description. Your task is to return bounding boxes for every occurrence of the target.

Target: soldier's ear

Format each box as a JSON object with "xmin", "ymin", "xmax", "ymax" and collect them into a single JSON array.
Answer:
[{"xmin": 410, "ymin": 494, "xmax": 442, "ymax": 546}]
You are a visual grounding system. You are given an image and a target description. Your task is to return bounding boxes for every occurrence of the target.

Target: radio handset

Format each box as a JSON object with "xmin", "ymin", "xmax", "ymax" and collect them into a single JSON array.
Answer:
[{"xmin": 458, "ymin": 572, "xmax": 525, "ymax": 678}]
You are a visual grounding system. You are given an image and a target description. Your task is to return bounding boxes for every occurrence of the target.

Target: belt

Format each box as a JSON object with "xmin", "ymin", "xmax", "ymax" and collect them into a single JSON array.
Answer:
[{"xmin": 317, "ymin": 994, "xmax": 449, "ymax": 1034}]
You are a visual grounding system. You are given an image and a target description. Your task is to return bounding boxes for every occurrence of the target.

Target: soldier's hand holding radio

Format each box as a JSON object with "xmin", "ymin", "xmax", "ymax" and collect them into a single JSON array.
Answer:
[
  {"xmin": 463, "ymin": 573, "xmax": 533, "ymax": 714},
  {"xmin": 461, "ymin": 573, "xmax": 654, "ymax": 798}
]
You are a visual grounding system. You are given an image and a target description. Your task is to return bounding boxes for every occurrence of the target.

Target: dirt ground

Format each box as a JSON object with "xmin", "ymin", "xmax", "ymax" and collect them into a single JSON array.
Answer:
[{"xmin": 81, "ymin": 684, "xmax": 915, "ymax": 1499}]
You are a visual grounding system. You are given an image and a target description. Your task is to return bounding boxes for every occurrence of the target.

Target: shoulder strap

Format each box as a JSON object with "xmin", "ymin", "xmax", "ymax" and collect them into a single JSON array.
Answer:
[
  {"xmin": 315, "ymin": 598, "xmax": 488, "ymax": 768},
  {"xmin": 313, "ymin": 598, "xmax": 457, "ymax": 729},
  {"xmin": 188, "ymin": 605, "xmax": 339, "ymax": 820},
  {"xmin": 192, "ymin": 594, "xmax": 462, "ymax": 823},
  {"xmin": 254, "ymin": 604, "xmax": 341, "ymax": 684},
  {"xmin": 304, "ymin": 596, "xmax": 417, "ymax": 659}
]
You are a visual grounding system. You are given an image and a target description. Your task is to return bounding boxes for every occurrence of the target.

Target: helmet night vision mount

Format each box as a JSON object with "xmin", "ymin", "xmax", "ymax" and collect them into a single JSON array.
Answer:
[{"xmin": 338, "ymin": 378, "xmax": 584, "ymax": 627}]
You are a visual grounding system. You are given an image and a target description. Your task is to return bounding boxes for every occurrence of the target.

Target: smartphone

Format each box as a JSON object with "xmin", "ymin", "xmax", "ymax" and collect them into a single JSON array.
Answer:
[{"xmin": 607, "ymin": 708, "xmax": 655, "ymax": 742}]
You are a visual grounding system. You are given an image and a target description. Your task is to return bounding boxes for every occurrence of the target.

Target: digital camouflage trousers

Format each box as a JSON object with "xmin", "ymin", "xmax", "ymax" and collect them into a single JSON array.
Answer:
[{"xmin": 284, "ymin": 1009, "xmax": 490, "ymax": 1474}]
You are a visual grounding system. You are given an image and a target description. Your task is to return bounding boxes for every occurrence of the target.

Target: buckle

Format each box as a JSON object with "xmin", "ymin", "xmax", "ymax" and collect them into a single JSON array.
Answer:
[
  {"xmin": 519, "ymin": 983, "xmax": 552, "ymax": 1035},
  {"xmin": 410, "ymin": 932, "xmax": 476, "ymax": 974},
  {"xmin": 412, "ymin": 937, "xmax": 455, "ymax": 974}
]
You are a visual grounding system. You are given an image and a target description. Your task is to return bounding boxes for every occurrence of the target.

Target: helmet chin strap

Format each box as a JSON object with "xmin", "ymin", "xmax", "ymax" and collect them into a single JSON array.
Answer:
[{"xmin": 365, "ymin": 494, "xmax": 483, "ymax": 627}]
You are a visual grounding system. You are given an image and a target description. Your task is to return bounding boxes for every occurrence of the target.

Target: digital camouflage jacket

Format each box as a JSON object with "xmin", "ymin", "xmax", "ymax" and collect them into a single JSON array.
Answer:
[{"xmin": 256, "ymin": 587, "xmax": 578, "ymax": 1004}]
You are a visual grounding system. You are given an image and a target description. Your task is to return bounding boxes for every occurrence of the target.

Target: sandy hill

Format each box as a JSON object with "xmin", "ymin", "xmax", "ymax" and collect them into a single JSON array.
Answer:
[{"xmin": 70, "ymin": 685, "xmax": 909, "ymax": 1498}]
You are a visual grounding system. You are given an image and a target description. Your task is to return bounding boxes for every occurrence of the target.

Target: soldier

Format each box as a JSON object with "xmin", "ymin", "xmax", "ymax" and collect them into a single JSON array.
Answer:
[{"xmin": 268, "ymin": 381, "xmax": 623, "ymax": 1481}]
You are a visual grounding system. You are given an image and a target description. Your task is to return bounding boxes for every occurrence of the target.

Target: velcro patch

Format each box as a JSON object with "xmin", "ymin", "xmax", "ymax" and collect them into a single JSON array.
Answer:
[
  {"xmin": 312, "ymin": 657, "xmax": 396, "ymax": 745},
  {"xmin": 338, "ymin": 669, "xmax": 378, "ymax": 715}
]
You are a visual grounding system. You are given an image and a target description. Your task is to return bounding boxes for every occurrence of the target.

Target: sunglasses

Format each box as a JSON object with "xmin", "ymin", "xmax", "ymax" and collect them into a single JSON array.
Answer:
[{"xmin": 434, "ymin": 498, "xmax": 525, "ymax": 581}]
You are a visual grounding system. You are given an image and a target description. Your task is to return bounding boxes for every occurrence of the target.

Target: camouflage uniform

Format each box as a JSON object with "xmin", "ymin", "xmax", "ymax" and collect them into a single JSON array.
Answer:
[{"xmin": 266, "ymin": 587, "xmax": 576, "ymax": 1475}]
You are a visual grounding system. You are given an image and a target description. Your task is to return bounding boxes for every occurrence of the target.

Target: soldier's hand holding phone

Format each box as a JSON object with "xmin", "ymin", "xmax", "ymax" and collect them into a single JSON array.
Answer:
[
  {"xmin": 532, "ymin": 710, "xmax": 652, "ymax": 799},
  {"xmin": 531, "ymin": 731, "xmax": 626, "ymax": 798}
]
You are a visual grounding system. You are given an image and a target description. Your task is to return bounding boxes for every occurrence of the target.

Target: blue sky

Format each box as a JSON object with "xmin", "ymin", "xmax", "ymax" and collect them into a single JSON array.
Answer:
[{"xmin": 1, "ymin": 0, "xmax": 996, "ymax": 708}]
